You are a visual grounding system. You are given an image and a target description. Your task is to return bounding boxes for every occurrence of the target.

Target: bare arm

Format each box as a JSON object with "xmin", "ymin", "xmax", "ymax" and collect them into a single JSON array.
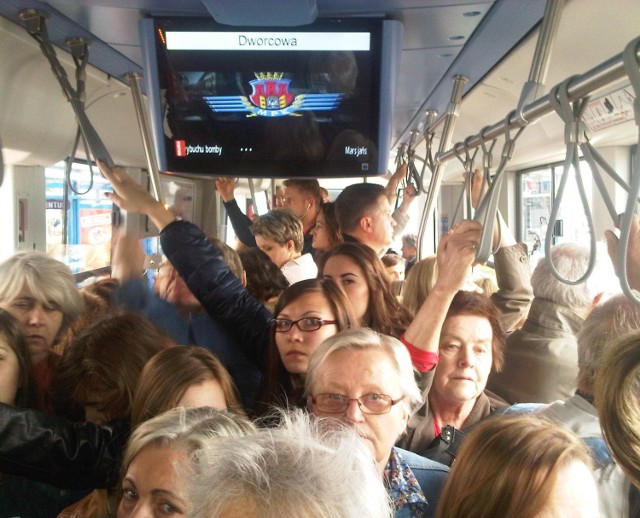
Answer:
[{"xmin": 403, "ymin": 219, "xmax": 482, "ymax": 352}]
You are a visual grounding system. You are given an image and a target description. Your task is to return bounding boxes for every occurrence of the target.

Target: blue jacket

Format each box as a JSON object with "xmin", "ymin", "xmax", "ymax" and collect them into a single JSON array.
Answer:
[{"xmin": 116, "ymin": 278, "xmax": 262, "ymax": 411}]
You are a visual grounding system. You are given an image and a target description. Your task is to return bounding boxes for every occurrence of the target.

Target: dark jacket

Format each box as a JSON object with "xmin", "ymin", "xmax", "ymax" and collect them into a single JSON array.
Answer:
[
  {"xmin": 159, "ymin": 219, "xmax": 273, "ymax": 372},
  {"xmin": 0, "ymin": 403, "xmax": 129, "ymax": 489}
]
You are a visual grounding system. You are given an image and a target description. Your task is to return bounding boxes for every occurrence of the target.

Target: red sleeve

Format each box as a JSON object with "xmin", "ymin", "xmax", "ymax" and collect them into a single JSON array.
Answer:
[{"xmin": 399, "ymin": 334, "xmax": 439, "ymax": 372}]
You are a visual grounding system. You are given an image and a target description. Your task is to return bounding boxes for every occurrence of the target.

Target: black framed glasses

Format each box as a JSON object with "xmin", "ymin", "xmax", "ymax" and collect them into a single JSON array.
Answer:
[
  {"xmin": 310, "ymin": 393, "xmax": 404, "ymax": 415},
  {"xmin": 269, "ymin": 317, "xmax": 336, "ymax": 333}
]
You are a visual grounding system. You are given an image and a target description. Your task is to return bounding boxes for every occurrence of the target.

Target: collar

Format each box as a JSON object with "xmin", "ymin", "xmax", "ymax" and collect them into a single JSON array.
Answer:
[
  {"xmin": 384, "ymin": 448, "xmax": 429, "ymax": 517},
  {"xmin": 575, "ymin": 389, "xmax": 595, "ymax": 405}
]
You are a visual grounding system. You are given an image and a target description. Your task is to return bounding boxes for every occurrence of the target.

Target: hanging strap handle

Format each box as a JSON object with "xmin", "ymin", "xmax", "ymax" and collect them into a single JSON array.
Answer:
[
  {"xmin": 473, "ymin": 111, "xmax": 526, "ymax": 263},
  {"xmin": 615, "ymin": 36, "xmax": 640, "ymax": 303},
  {"xmin": 546, "ymin": 77, "xmax": 597, "ymax": 285}
]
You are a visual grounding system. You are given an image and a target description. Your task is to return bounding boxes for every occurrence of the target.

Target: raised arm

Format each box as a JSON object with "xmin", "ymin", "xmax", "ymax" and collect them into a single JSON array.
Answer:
[
  {"xmin": 471, "ymin": 169, "xmax": 533, "ymax": 332},
  {"xmin": 215, "ymin": 177, "xmax": 257, "ymax": 248},
  {"xmin": 99, "ymin": 162, "xmax": 272, "ymax": 365},
  {"xmin": 404, "ymin": 219, "xmax": 481, "ymax": 354}
]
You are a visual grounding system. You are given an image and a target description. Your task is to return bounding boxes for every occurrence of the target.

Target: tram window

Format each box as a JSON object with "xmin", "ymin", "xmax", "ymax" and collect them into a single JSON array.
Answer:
[
  {"xmin": 45, "ymin": 160, "xmax": 160, "ymax": 276},
  {"xmin": 518, "ymin": 160, "xmax": 593, "ymax": 263}
]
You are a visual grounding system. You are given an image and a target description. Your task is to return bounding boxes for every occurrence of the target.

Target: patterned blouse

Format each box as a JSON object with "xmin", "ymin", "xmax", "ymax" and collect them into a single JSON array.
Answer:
[{"xmin": 384, "ymin": 448, "xmax": 429, "ymax": 517}]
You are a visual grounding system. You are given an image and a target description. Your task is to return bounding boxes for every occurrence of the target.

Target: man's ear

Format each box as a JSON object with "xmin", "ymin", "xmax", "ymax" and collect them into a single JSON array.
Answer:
[
  {"xmin": 359, "ymin": 216, "xmax": 373, "ymax": 234},
  {"xmin": 286, "ymin": 239, "xmax": 296, "ymax": 252}
]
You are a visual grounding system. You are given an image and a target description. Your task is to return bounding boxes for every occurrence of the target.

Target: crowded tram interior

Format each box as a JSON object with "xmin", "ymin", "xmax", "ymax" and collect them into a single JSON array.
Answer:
[{"xmin": 0, "ymin": 0, "xmax": 640, "ymax": 516}]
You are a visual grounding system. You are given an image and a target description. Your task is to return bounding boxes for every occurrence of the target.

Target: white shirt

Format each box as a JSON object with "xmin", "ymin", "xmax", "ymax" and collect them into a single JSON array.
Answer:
[{"xmin": 281, "ymin": 253, "xmax": 317, "ymax": 285}]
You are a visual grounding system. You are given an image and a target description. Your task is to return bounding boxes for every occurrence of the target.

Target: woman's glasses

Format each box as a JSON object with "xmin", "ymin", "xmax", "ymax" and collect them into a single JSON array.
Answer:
[{"xmin": 269, "ymin": 317, "xmax": 336, "ymax": 333}]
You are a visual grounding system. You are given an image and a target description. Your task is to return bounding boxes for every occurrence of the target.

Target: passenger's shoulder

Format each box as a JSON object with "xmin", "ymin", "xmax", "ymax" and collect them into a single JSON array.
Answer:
[{"xmin": 395, "ymin": 447, "xmax": 449, "ymax": 473}]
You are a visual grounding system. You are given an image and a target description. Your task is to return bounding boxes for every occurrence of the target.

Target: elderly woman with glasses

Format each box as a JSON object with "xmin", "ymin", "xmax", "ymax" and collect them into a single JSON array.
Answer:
[{"xmin": 305, "ymin": 327, "xmax": 449, "ymax": 518}]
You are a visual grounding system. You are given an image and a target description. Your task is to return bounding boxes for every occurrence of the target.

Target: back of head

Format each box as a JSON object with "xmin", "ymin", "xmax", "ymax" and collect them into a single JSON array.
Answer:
[
  {"xmin": 251, "ymin": 208, "xmax": 304, "ymax": 253},
  {"xmin": 437, "ymin": 414, "xmax": 593, "ymax": 518},
  {"xmin": 334, "ymin": 183, "xmax": 385, "ymax": 234},
  {"xmin": 238, "ymin": 247, "xmax": 290, "ymax": 304},
  {"xmin": 207, "ymin": 235, "xmax": 244, "ymax": 280},
  {"xmin": 54, "ymin": 313, "xmax": 176, "ymax": 422},
  {"xmin": 594, "ymin": 330, "xmax": 640, "ymax": 487},
  {"xmin": 122, "ymin": 406, "xmax": 256, "ymax": 479},
  {"xmin": 131, "ymin": 345, "xmax": 243, "ymax": 426},
  {"xmin": 577, "ymin": 294, "xmax": 640, "ymax": 393},
  {"xmin": 189, "ymin": 408, "xmax": 393, "ymax": 518},
  {"xmin": 530, "ymin": 243, "xmax": 594, "ymax": 310},
  {"xmin": 0, "ymin": 251, "xmax": 84, "ymax": 329},
  {"xmin": 402, "ymin": 255, "xmax": 438, "ymax": 314},
  {"xmin": 56, "ymin": 277, "xmax": 120, "ymax": 355}
]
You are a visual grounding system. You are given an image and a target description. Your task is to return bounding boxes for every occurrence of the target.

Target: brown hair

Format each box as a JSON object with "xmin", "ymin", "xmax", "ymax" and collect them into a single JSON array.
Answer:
[
  {"xmin": 256, "ymin": 278, "xmax": 356, "ymax": 415},
  {"xmin": 54, "ymin": 313, "xmax": 175, "ymax": 421},
  {"xmin": 283, "ymin": 179, "xmax": 322, "ymax": 208},
  {"xmin": 437, "ymin": 415, "xmax": 593, "ymax": 518},
  {"xmin": 334, "ymin": 183, "xmax": 386, "ymax": 234},
  {"xmin": 315, "ymin": 202, "xmax": 343, "ymax": 252},
  {"xmin": 238, "ymin": 247, "xmax": 290, "ymax": 304},
  {"xmin": 55, "ymin": 278, "xmax": 119, "ymax": 355},
  {"xmin": 131, "ymin": 346, "xmax": 244, "ymax": 426},
  {"xmin": 318, "ymin": 242, "xmax": 413, "ymax": 337},
  {"xmin": 445, "ymin": 290, "xmax": 505, "ymax": 372},
  {"xmin": 0, "ymin": 308, "xmax": 36, "ymax": 408},
  {"xmin": 594, "ymin": 330, "xmax": 640, "ymax": 487}
]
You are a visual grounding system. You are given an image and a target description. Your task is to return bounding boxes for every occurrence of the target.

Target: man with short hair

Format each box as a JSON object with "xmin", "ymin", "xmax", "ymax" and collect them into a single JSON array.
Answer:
[
  {"xmin": 334, "ymin": 182, "xmax": 397, "ymax": 257},
  {"xmin": 215, "ymin": 177, "xmax": 321, "ymax": 257},
  {"xmin": 487, "ymin": 242, "xmax": 603, "ymax": 404}
]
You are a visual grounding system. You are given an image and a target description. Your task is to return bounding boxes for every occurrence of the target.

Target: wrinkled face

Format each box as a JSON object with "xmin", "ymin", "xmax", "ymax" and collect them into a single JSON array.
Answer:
[
  {"xmin": 309, "ymin": 348, "xmax": 407, "ymax": 473},
  {"xmin": 255, "ymin": 235, "xmax": 292, "ymax": 269},
  {"xmin": 535, "ymin": 460, "xmax": 599, "ymax": 518},
  {"xmin": 178, "ymin": 378, "xmax": 227, "ymax": 410},
  {"xmin": 367, "ymin": 195, "xmax": 396, "ymax": 253},
  {"xmin": 119, "ymin": 444, "xmax": 189, "ymax": 518},
  {"xmin": 275, "ymin": 291, "xmax": 338, "ymax": 375},
  {"xmin": 432, "ymin": 315, "xmax": 493, "ymax": 406},
  {"xmin": 1, "ymin": 285, "xmax": 64, "ymax": 365},
  {"xmin": 283, "ymin": 185, "xmax": 311, "ymax": 220},
  {"xmin": 155, "ymin": 262, "xmax": 201, "ymax": 311},
  {"xmin": 322, "ymin": 255, "xmax": 369, "ymax": 324},
  {"xmin": 311, "ymin": 212, "xmax": 332, "ymax": 251},
  {"xmin": 0, "ymin": 335, "xmax": 20, "ymax": 405}
]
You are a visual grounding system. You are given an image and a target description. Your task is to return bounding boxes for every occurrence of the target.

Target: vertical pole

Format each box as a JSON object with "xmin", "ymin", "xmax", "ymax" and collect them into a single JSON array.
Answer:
[{"xmin": 417, "ymin": 75, "xmax": 468, "ymax": 259}]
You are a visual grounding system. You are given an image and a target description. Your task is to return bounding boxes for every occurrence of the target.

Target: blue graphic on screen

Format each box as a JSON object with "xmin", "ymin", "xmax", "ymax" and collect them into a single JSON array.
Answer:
[{"xmin": 204, "ymin": 73, "xmax": 343, "ymax": 117}]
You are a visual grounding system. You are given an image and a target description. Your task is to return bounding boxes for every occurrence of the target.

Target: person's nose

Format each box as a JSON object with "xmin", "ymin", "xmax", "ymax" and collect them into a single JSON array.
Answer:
[
  {"xmin": 457, "ymin": 346, "xmax": 475, "ymax": 367},
  {"xmin": 26, "ymin": 305, "xmax": 46, "ymax": 326},
  {"xmin": 128, "ymin": 504, "xmax": 153, "ymax": 518},
  {"xmin": 287, "ymin": 323, "xmax": 304, "ymax": 342},
  {"xmin": 344, "ymin": 398, "xmax": 366, "ymax": 424}
]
